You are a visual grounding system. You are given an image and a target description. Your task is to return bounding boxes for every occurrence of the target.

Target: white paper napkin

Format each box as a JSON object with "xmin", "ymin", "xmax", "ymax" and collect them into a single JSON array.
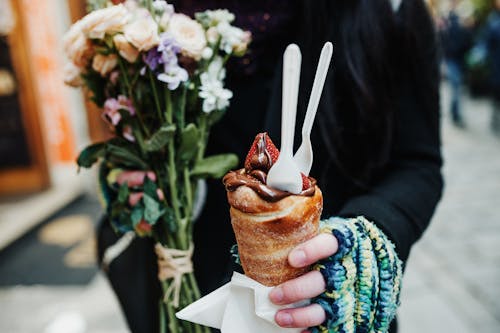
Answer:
[{"xmin": 176, "ymin": 272, "xmax": 309, "ymax": 333}]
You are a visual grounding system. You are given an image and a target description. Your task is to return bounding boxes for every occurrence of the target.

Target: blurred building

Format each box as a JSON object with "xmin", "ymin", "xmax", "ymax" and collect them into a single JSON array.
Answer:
[{"xmin": 0, "ymin": 0, "xmax": 107, "ymax": 250}]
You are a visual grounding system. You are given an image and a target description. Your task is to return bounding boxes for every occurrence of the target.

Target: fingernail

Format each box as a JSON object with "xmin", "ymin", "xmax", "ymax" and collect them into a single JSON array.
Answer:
[
  {"xmin": 289, "ymin": 249, "xmax": 306, "ymax": 267},
  {"xmin": 276, "ymin": 312, "xmax": 293, "ymax": 327},
  {"xmin": 270, "ymin": 286, "xmax": 284, "ymax": 304}
]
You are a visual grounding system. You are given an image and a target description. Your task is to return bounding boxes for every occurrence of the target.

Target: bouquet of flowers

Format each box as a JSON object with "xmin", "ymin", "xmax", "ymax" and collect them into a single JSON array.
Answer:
[{"xmin": 63, "ymin": 1, "xmax": 251, "ymax": 332}]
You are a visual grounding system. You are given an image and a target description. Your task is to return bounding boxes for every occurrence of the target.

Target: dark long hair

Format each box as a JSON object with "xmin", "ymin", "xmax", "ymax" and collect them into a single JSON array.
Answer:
[{"xmin": 299, "ymin": 0, "xmax": 439, "ymax": 184}]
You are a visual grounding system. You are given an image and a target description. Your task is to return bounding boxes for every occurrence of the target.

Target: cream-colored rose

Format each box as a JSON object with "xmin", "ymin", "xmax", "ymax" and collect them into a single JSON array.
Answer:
[
  {"xmin": 81, "ymin": 4, "xmax": 129, "ymax": 39},
  {"xmin": 167, "ymin": 14, "xmax": 206, "ymax": 60},
  {"xmin": 92, "ymin": 54, "xmax": 118, "ymax": 77},
  {"xmin": 124, "ymin": 17, "xmax": 160, "ymax": 51},
  {"xmin": 113, "ymin": 34, "xmax": 139, "ymax": 63},
  {"xmin": 63, "ymin": 62, "xmax": 83, "ymax": 87},
  {"xmin": 63, "ymin": 20, "xmax": 94, "ymax": 67}
]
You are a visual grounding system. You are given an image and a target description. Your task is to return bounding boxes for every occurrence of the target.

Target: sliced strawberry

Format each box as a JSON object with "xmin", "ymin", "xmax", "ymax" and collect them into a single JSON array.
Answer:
[
  {"xmin": 301, "ymin": 173, "xmax": 312, "ymax": 191},
  {"xmin": 244, "ymin": 133, "xmax": 280, "ymax": 171},
  {"xmin": 265, "ymin": 135, "xmax": 280, "ymax": 165},
  {"xmin": 244, "ymin": 134, "xmax": 261, "ymax": 170}
]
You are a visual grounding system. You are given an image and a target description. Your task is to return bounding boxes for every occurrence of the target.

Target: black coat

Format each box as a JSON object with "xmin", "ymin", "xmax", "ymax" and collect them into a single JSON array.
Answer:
[{"xmin": 98, "ymin": 1, "xmax": 443, "ymax": 332}]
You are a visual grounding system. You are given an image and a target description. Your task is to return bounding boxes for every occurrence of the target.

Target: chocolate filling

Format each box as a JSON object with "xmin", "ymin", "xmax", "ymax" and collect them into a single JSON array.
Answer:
[
  {"xmin": 223, "ymin": 169, "xmax": 316, "ymax": 202},
  {"xmin": 224, "ymin": 133, "xmax": 316, "ymax": 201}
]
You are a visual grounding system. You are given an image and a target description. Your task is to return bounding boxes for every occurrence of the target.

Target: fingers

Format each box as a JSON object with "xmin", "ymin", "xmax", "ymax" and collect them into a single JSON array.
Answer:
[
  {"xmin": 275, "ymin": 304, "xmax": 325, "ymax": 328},
  {"xmin": 288, "ymin": 233, "xmax": 338, "ymax": 268},
  {"xmin": 269, "ymin": 271, "xmax": 325, "ymax": 305},
  {"xmin": 116, "ymin": 170, "xmax": 156, "ymax": 187}
]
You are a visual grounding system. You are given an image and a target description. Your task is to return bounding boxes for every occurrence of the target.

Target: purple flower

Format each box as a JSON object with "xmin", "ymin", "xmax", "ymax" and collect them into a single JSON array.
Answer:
[
  {"xmin": 158, "ymin": 33, "xmax": 181, "ymax": 66},
  {"xmin": 143, "ymin": 48, "xmax": 162, "ymax": 71},
  {"xmin": 157, "ymin": 33, "xmax": 188, "ymax": 90},
  {"xmin": 142, "ymin": 33, "xmax": 189, "ymax": 90}
]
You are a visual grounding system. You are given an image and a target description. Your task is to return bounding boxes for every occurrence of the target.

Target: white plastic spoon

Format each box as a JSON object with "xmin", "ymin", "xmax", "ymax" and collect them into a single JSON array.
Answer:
[
  {"xmin": 267, "ymin": 44, "xmax": 303, "ymax": 194},
  {"xmin": 294, "ymin": 42, "xmax": 333, "ymax": 176}
]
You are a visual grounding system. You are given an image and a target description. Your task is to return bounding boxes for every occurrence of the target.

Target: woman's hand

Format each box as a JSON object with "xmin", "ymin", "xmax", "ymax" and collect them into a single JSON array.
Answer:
[{"xmin": 269, "ymin": 233, "xmax": 338, "ymax": 332}]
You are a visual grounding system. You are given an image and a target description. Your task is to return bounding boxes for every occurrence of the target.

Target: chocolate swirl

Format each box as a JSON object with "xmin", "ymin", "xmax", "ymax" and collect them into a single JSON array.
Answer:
[
  {"xmin": 223, "ymin": 169, "xmax": 316, "ymax": 202},
  {"xmin": 224, "ymin": 132, "xmax": 316, "ymax": 201}
]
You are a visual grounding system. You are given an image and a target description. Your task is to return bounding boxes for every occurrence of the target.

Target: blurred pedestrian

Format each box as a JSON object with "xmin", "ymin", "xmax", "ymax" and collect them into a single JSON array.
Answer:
[
  {"xmin": 440, "ymin": 0, "xmax": 472, "ymax": 127},
  {"xmin": 482, "ymin": 0, "xmax": 500, "ymax": 135}
]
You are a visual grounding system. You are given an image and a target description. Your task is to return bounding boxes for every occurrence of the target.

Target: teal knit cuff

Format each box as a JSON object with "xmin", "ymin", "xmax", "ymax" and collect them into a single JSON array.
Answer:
[{"xmin": 311, "ymin": 216, "xmax": 403, "ymax": 333}]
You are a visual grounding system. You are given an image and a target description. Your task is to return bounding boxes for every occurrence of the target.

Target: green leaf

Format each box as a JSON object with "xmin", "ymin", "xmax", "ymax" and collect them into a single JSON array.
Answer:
[
  {"xmin": 191, "ymin": 154, "xmax": 239, "ymax": 179},
  {"xmin": 106, "ymin": 144, "xmax": 149, "ymax": 169},
  {"xmin": 162, "ymin": 208, "xmax": 177, "ymax": 233},
  {"xmin": 77, "ymin": 142, "xmax": 106, "ymax": 168},
  {"xmin": 178, "ymin": 123, "xmax": 200, "ymax": 161},
  {"xmin": 143, "ymin": 194, "xmax": 164, "ymax": 224},
  {"xmin": 143, "ymin": 176, "xmax": 158, "ymax": 200},
  {"xmin": 130, "ymin": 205, "xmax": 144, "ymax": 226},
  {"xmin": 117, "ymin": 183, "xmax": 130, "ymax": 204},
  {"xmin": 144, "ymin": 125, "xmax": 176, "ymax": 152}
]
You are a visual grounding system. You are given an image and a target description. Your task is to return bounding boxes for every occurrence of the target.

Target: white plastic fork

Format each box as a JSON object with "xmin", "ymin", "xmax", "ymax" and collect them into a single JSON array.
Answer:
[
  {"xmin": 266, "ymin": 44, "xmax": 303, "ymax": 194},
  {"xmin": 294, "ymin": 42, "xmax": 333, "ymax": 176}
]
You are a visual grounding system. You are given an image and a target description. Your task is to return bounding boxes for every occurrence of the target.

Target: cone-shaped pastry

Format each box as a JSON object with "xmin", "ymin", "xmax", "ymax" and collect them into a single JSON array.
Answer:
[{"xmin": 223, "ymin": 133, "xmax": 323, "ymax": 286}]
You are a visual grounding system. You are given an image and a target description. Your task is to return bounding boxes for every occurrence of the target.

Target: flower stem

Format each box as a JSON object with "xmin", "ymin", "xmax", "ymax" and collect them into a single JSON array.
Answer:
[
  {"xmin": 149, "ymin": 70, "xmax": 163, "ymax": 123},
  {"xmin": 118, "ymin": 57, "xmax": 151, "ymax": 137},
  {"xmin": 196, "ymin": 115, "xmax": 208, "ymax": 162},
  {"xmin": 163, "ymin": 87, "xmax": 185, "ymax": 249},
  {"xmin": 159, "ymin": 299, "xmax": 166, "ymax": 333},
  {"xmin": 183, "ymin": 167, "xmax": 193, "ymax": 222},
  {"xmin": 161, "ymin": 281, "xmax": 182, "ymax": 333},
  {"xmin": 165, "ymin": 87, "xmax": 173, "ymax": 123}
]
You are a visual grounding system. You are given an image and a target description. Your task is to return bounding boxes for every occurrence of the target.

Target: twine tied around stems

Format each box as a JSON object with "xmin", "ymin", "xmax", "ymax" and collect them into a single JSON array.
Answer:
[{"xmin": 155, "ymin": 242, "xmax": 194, "ymax": 308}]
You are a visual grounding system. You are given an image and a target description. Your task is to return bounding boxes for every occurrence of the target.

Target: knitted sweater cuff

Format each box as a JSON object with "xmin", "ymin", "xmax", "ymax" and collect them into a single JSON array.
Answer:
[{"xmin": 310, "ymin": 216, "xmax": 403, "ymax": 333}]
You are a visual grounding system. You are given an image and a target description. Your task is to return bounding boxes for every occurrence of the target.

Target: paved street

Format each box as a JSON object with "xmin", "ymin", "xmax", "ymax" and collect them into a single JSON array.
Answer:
[
  {"xmin": 0, "ymin": 84, "xmax": 499, "ymax": 332},
  {"xmin": 399, "ymin": 85, "xmax": 500, "ymax": 333}
]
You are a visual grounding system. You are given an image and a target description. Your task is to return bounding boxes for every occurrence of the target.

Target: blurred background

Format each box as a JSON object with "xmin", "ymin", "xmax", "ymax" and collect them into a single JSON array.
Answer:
[{"xmin": 0, "ymin": 0, "xmax": 499, "ymax": 332}]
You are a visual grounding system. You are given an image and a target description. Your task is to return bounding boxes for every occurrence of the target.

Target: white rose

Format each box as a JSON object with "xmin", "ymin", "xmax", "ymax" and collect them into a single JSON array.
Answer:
[
  {"xmin": 123, "ymin": 0, "xmax": 139, "ymax": 13},
  {"xmin": 124, "ymin": 17, "xmax": 160, "ymax": 51},
  {"xmin": 63, "ymin": 62, "xmax": 83, "ymax": 87},
  {"xmin": 167, "ymin": 14, "xmax": 206, "ymax": 60},
  {"xmin": 113, "ymin": 34, "xmax": 139, "ymax": 63},
  {"xmin": 63, "ymin": 20, "xmax": 94, "ymax": 67},
  {"xmin": 81, "ymin": 4, "xmax": 129, "ymax": 39},
  {"xmin": 92, "ymin": 53, "xmax": 118, "ymax": 77}
]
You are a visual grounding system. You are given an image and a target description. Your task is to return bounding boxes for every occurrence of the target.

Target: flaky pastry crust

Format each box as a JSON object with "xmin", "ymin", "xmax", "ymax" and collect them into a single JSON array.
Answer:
[{"xmin": 228, "ymin": 186, "xmax": 323, "ymax": 286}]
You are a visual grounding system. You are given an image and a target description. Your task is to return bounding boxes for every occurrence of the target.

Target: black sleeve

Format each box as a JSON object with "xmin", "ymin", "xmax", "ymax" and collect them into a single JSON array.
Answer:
[{"xmin": 338, "ymin": 0, "xmax": 444, "ymax": 262}]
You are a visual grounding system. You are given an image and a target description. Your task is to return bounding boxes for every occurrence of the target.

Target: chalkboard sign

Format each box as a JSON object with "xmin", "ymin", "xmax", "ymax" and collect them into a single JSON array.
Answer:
[{"xmin": 0, "ymin": 36, "xmax": 32, "ymax": 170}]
